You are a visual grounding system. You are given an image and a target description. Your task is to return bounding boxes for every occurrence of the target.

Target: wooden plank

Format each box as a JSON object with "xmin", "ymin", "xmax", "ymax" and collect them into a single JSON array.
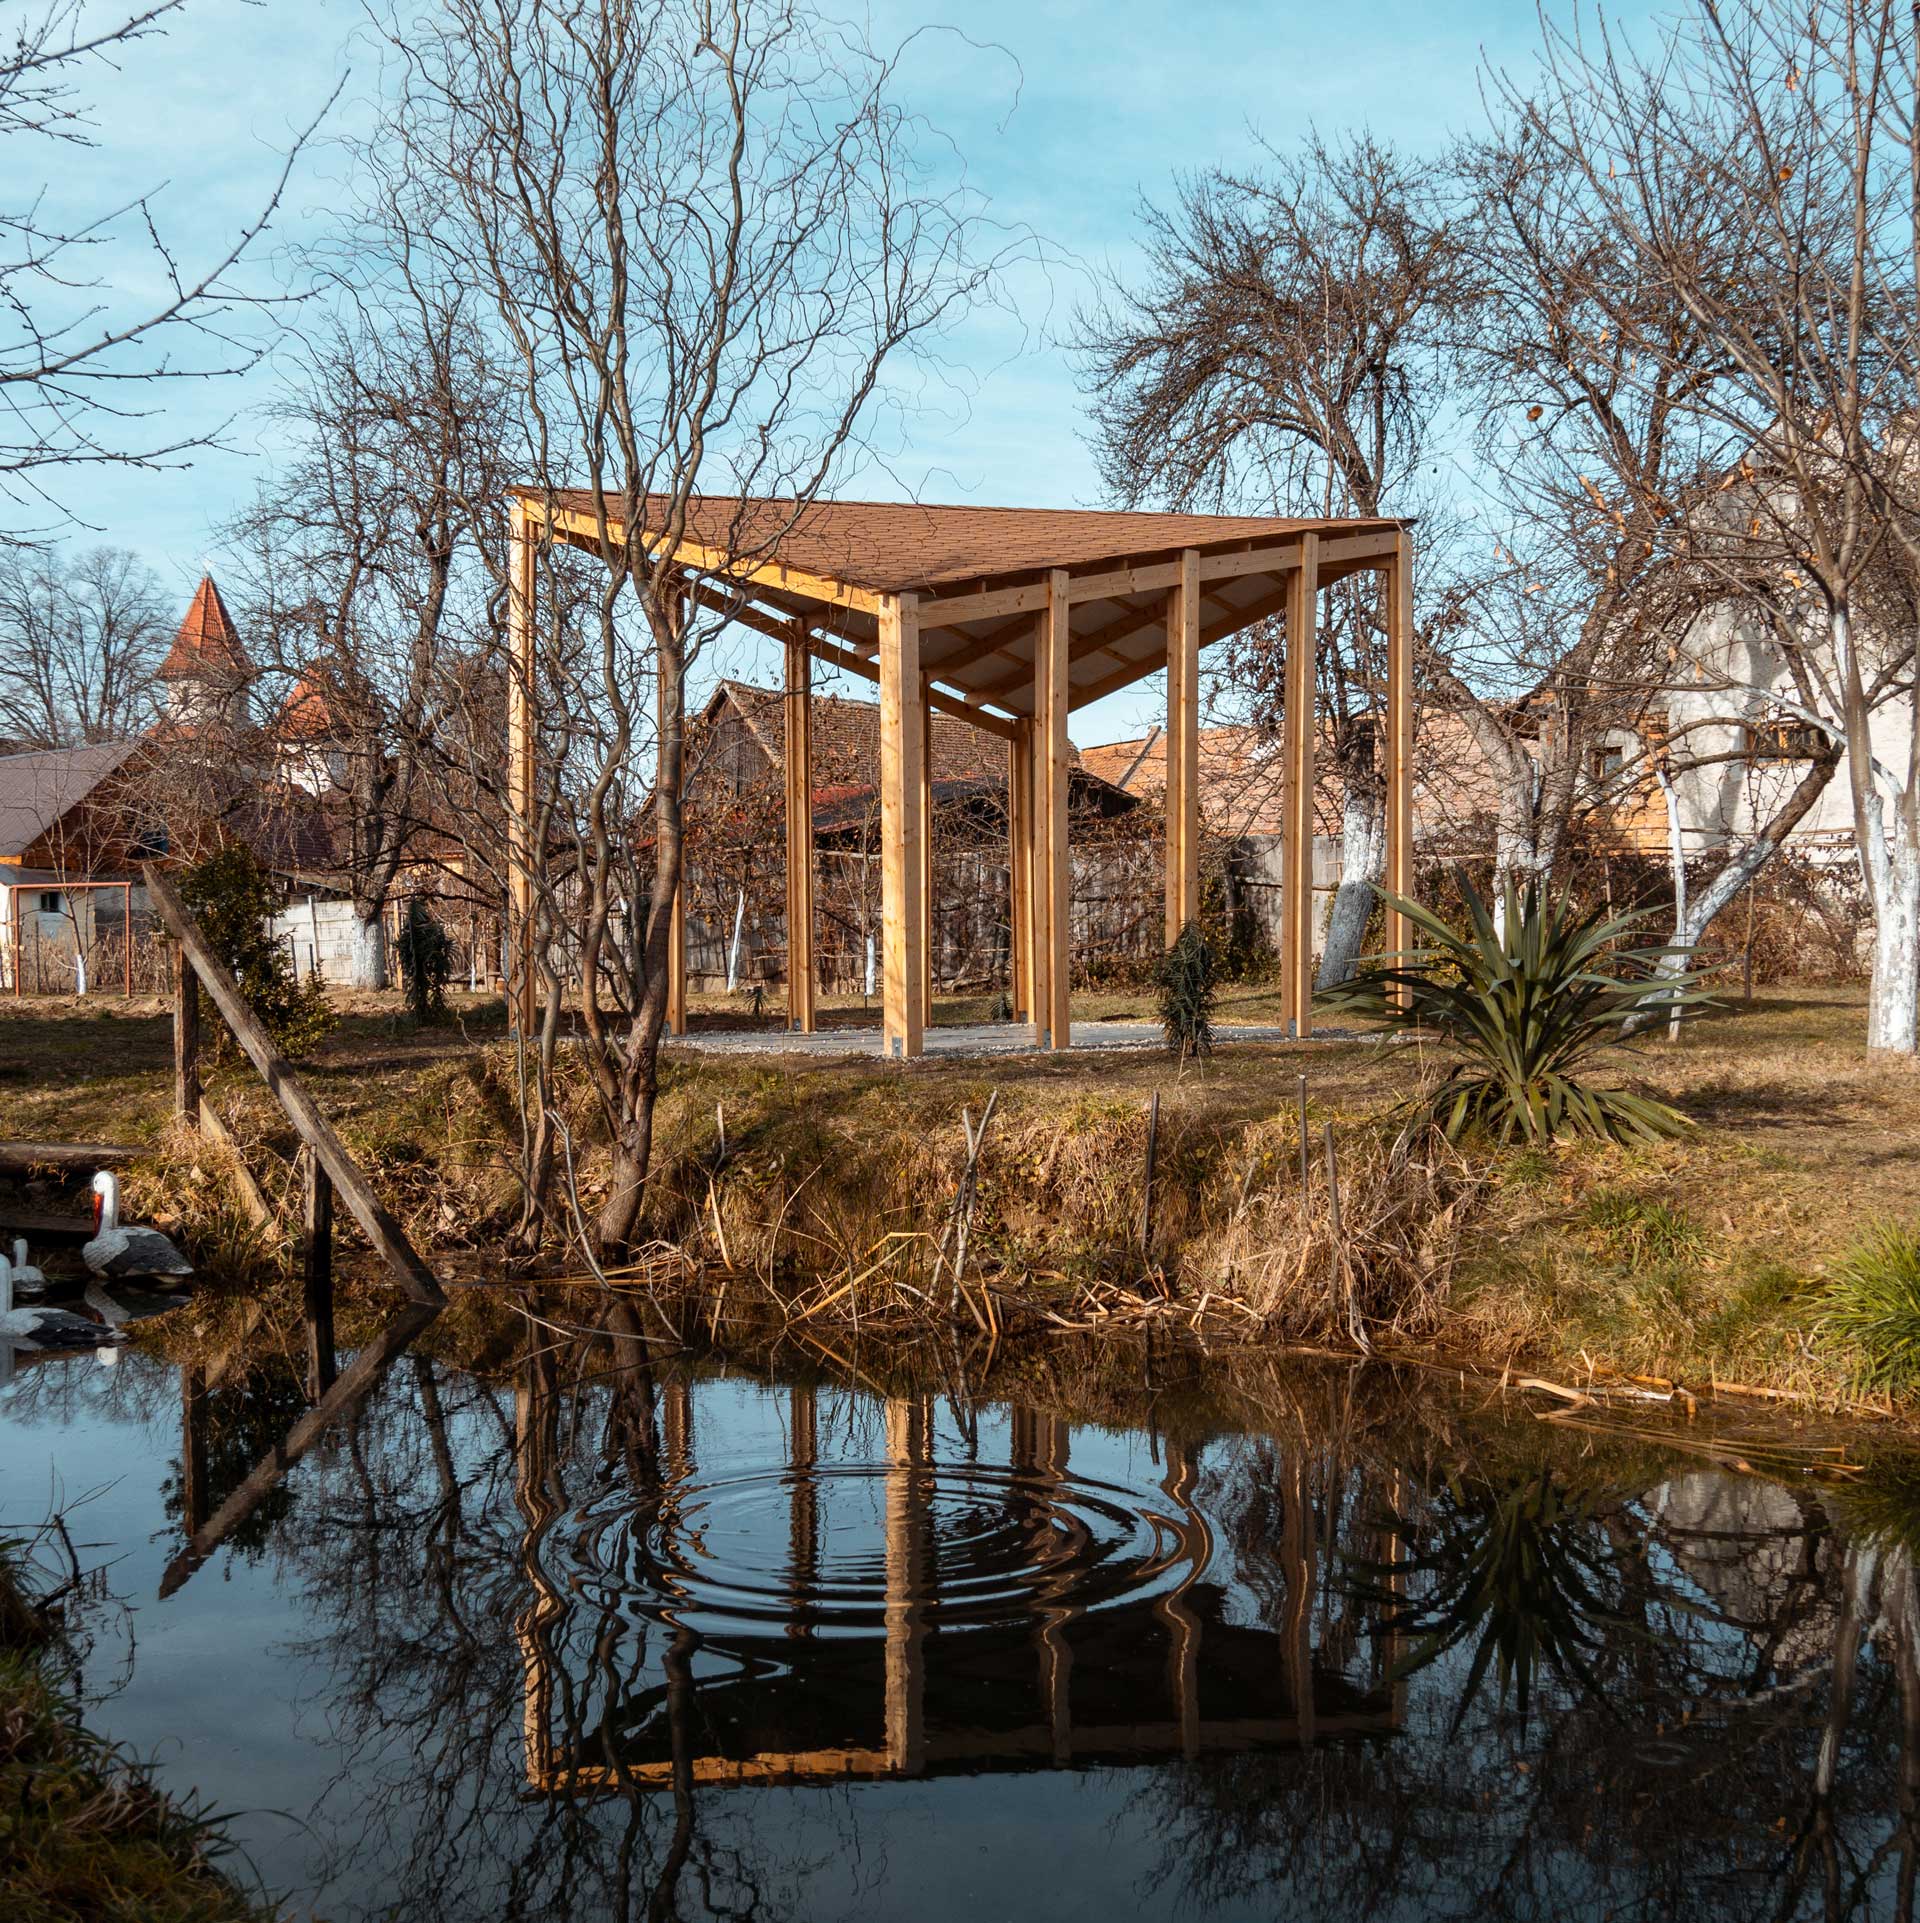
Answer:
[
  {"xmin": 919, "ymin": 690, "xmax": 934, "ymax": 1026},
  {"xmin": 878, "ymin": 593, "xmax": 924, "ymax": 1058},
  {"xmin": 918, "ymin": 580, "xmax": 1050, "ymax": 630},
  {"xmin": 173, "ymin": 940, "xmax": 199, "ymax": 1120},
  {"xmin": 303, "ymin": 1152, "xmax": 336, "ymax": 1401},
  {"xmin": 143, "ymin": 864, "xmax": 444, "ymax": 1307},
  {"xmin": 802, "ymin": 627, "xmax": 1017, "ymax": 739},
  {"xmin": 1166, "ymin": 550, "xmax": 1201, "ymax": 946},
  {"xmin": 506, "ymin": 500, "xmax": 538, "ymax": 1038},
  {"xmin": 197, "ymin": 1098, "xmax": 275, "ymax": 1234},
  {"xmin": 784, "ymin": 631, "xmax": 816, "ymax": 1033},
  {"xmin": 1386, "ymin": 530, "xmax": 1415, "ymax": 1003},
  {"xmin": 1284, "ymin": 534, "xmax": 1320, "ymax": 1037},
  {"xmin": 0, "ymin": 1141, "xmax": 141, "ymax": 1174},
  {"xmin": 1038, "ymin": 571, "xmax": 1072, "ymax": 1051},
  {"xmin": 1067, "ymin": 576, "xmax": 1297, "ymax": 712},
  {"xmin": 1009, "ymin": 721, "xmax": 1032, "ymax": 1020}
]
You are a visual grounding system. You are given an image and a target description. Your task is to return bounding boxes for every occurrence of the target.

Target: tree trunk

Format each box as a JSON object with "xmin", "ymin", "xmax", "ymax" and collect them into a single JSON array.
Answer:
[
  {"xmin": 1868, "ymin": 834, "xmax": 1920, "ymax": 1054},
  {"xmin": 347, "ymin": 910, "xmax": 389, "ymax": 990},
  {"xmin": 1316, "ymin": 790, "xmax": 1384, "ymax": 988}
]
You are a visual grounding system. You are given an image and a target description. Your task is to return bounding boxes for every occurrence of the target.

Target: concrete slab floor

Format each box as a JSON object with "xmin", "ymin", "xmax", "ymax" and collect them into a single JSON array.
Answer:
[{"xmin": 664, "ymin": 1020, "xmax": 1360, "ymax": 1059}]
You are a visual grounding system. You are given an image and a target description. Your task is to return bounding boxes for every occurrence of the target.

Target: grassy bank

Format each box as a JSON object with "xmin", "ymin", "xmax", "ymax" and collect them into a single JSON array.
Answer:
[
  {"xmin": 6, "ymin": 983, "xmax": 1920, "ymax": 1407},
  {"xmin": 0, "ymin": 1537, "xmax": 275, "ymax": 1923}
]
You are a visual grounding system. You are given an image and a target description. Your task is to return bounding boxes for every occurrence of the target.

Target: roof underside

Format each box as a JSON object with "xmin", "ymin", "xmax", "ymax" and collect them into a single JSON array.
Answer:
[{"xmin": 522, "ymin": 492, "xmax": 1404, "ymax": 731}]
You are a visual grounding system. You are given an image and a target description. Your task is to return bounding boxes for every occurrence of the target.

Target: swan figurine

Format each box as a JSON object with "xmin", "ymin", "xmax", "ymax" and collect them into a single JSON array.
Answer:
[
  {"xmin": 82, "ymin": 1173, "xmax": 192, "ymax": 1281},
  {"xmin": 0, "ymin": 1253, "xmax": 114, "ymax": 1348},
  {"xmin": 9, "ymin": 1238, "xmax": 46, "ymax": 1294}
]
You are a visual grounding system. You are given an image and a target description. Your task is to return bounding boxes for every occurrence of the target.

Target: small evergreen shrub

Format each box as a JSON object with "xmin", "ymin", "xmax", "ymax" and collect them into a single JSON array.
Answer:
[
  {"xmin": 396, "ymin": 898, "xmax": 453, "ymax": 1023},
  {"xmin": 1820, "ymin": 1222, "xmax": 1920, "ymax": 1398},
  {"xmin": 178, "ymin": 844, "xmax": 336, "ymax": 1059},
  {"xmin": 1155, "ymin": 922, "xmax": 1217, "ymax": 1061}
]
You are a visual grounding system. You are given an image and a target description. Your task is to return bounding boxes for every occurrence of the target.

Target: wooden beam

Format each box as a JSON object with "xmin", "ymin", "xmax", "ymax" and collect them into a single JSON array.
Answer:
[
  {"xmin": 506, "ymin": 500, "xmax": 537, "ymax": 1038},
  {"xmin": 173, "ymin": 939, "xmax": 199, "ymax": 1120},
  {"xmin": 666, "ymin": 881, "xmax": 686, "ymax": 1036},
  {"xmin": 784, "ymin": 631, "xmax": 816, "ymax": 1033},
  {"xmin": 303, "ymin": 1151, "xmax": 336, "ymax": 1402},
  {"xmin": 0, "ymin": 1141, "xmax": 140, "ymax": 1175},
  {"xmin": 919, "ymin": 690, "xmax": 934, "ymax": 1024},
  {"xmin": 1068, "ymin": 576, "xmax": 1297, "ymax": 712},
  {"xmin": 919, "ymin": 580, "xmax": 1049, "ymax": 630},
  {"xmin": 1037, "ymin": 571, "xmax": 1071, "ymax": 1051},
  {"xmin": 197, "ymin": 1098, "xmax": 274, "ymax": 1234},
  {"xmin": 884, "ymin": 1398, "xmax": 928, "ymax": 1776},
  {"xmin": 1386, "ymin": 530, "xmax": 1415, "ymax": 1003},
  {"xmin": 1009, "ymin": 721, "xmax": 1032, "ymax": 1020},
  {"xmin": 1166, "ymin": 550, "xmax": 1201, "ymax": 946},
  {"xmin": 878, "ymin": 593, "xmax": 925, "ymax": 1058},
  {"xmin": 1283, "ymin": 535, "xmax": 1320, "ymax": 1037},
  {"xmin": 143, "ymin": 864, "xmax": 444, "ymax": 1307},
  {"xmin": 796, "ymin": 625, "xmax": 1018, "ymax": 739}
]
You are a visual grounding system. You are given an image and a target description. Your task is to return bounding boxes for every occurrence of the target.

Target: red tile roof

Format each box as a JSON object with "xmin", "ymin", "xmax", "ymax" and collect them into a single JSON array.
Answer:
[
  {"xmin": 158, "ymin": 576, "xmax": 248, "ymax": 681},
  {"xmin": 275, "ymin": 672, "xmax": 337, "ymax": 740}
]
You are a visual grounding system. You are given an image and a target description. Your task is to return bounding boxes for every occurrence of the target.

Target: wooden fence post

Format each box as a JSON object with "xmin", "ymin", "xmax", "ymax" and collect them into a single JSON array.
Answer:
[
  {"xmin": 173, "ymin": 941, "xmax": 199, "ymax": 1122},
  {"xmin": 303, "ymin": 1149, "xmax": 336, "ymax": 1401}
]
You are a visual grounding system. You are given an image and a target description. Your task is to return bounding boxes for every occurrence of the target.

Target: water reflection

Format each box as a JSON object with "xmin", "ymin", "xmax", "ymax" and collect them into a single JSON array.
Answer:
[{"xmin": 8, "ymin": 1312, "xmax": 1920, "ymax": 1921}]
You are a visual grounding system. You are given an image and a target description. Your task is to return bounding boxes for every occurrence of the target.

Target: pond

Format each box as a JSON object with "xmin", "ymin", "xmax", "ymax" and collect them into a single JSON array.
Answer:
[{"xmin": 3, "ymin": 1316, "xmax": 1915, "ymax": 1921}]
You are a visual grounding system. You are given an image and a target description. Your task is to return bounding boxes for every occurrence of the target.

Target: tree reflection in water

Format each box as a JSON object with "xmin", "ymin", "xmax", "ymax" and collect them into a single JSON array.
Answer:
[{"xmin": 22, "ymin": 1309, "xmax": 1920, "ymax": 1923}]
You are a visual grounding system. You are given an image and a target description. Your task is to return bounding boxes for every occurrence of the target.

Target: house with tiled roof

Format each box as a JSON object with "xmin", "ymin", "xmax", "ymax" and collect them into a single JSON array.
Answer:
[{"xmin": 680, "ymin": 680, "xmax": 1145, "ymax": 993}]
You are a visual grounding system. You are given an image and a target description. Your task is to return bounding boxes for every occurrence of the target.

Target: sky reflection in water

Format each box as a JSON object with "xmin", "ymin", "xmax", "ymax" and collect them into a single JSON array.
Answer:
[{"xmin": 3, "ymin": 1321, "xmax": 1915, "ymax": 1922}]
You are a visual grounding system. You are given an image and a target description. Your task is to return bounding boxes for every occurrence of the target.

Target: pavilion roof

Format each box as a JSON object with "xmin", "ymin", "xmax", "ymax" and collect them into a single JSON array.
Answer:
[{"xmin": 519, "ymin": 491, "xmax": 1404, "ymax": 733}]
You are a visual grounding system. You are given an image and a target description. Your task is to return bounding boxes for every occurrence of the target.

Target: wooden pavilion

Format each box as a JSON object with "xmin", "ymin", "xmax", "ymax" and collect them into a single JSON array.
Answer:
[{"xmin": 506, "ymin": 495, "xmax": 1413, "ymax": 1057}]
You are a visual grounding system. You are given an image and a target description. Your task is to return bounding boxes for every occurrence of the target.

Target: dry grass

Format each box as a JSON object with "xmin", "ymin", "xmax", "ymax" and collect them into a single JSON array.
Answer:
[{"xmin": 9, "ymin": 982, "xmax": 1920, "ymax": 1401}]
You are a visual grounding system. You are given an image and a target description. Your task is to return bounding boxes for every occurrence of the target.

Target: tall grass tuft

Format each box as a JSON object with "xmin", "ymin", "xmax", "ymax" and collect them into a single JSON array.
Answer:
[{"xmin": 1819, "ymin": 1221, "xmax": 1920, "ymax": 1398}]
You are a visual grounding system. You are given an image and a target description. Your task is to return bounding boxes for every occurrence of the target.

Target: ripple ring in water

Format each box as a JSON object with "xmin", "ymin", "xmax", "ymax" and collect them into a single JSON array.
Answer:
[{"xmin": 554, "ymin": 1455, "xmax": 1205, "ymax": 1641}]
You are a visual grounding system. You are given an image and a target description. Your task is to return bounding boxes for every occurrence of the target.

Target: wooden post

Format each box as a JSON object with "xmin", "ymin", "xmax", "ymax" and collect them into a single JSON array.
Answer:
[
  {"xmin": 1165, "ymin": 549, "xmax": 1201, "ymax": 946},
  {"xmin": 878, "ymin": 592, "xmax": 925, "ymax": 1058},
  {"xmin": 1284, "ymin": 535, "xmax": 1320, "ymax": 1037},
  {"xmin": 173, "ymin": 940, "xmax": 199, "ymax": 1121},
  {"xmin": 884, "ymin": 1397, "xmax": 928, "ymax": 1775},
  {"xmin": 122, "ymin": 882, "xmax": 132, "ymax": 998},
  {"xmin": 180, "ymin": 1364, "xmax": 208, "ymax": 1538},
  {"xmin": 1009, "ymin": 721, "xmax": 1033, "ymax": 1020},
  {"xmin": 788, "ymin": 1385, "xmax": 818, "ymax": 1637},
  {"xmin": 919, "ymin": 689, "xmax": 934, "ymax": 1026},
  {"xmin": 666, "ymin": 880, "xmax": 687, "ymax": 1036},
  {"xmin": 303, "ymin": 1151, "xmax": 336, "ymax": 1402},
  {"xmin": 1385, "ymin": 531, "xmax": 1415, "ymax": 1005},
  {"xmin": 506, "ymin": 499, "xmax": 537, "ymax": 1038},
  {"xmin": 144, "ymin": 864, "xmax": 444, "ymax": 1306},
  {"xmin": 784, "ymin": 630, "xmax": 816, "ymax": 1032},
  {"xmin": 1036, "ymin": 570, "xmax": 1072, "ymax": 1051}
]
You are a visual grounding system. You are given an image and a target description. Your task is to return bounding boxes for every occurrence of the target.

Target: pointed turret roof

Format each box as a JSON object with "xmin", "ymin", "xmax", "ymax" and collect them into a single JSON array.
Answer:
[{"xmin": 158, "ymin": 575, "xmax": 248, "ymax": 681}]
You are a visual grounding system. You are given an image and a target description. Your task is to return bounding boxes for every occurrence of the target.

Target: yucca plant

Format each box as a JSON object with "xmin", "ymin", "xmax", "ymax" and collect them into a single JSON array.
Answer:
[{"xmin": 1319, "ymin": 871, "xmax": 1709, "ymax": 1146}]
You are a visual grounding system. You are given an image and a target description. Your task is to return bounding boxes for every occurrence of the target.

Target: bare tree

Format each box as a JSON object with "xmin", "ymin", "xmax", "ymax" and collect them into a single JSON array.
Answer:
[
  {"xmin": 0, "ymin": 2, "xmax": 329, "ymax": 531},
  {"xmin": 1519, "ymin": 0, "xmax": 1920, "ymax": 1049},
  {"xmin": 0, "ymin": 541, "xmax": 170, "ymax": 744},
  {"xmin": 1077, "ymin": 130, "xmax": 1464, "ymax": 982},
  {"xmin": 226, "ymin": 281, "xmax": 514, "ymax": 988},
  {"xmin": 372, "ymin": 0, "xmax": 999, "ymax": 1249}
]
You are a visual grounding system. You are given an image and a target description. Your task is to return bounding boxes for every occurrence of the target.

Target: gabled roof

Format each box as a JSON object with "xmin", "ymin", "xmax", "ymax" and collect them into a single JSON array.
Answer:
[
  {"xmin": 158, "ymin": 575, "xmax": 248, "ymax": 681},
  {"xmin": 0, "ymin": 740, "xmax": 140, "ymax": 858},
  {"xmin": 275, "ymin": 672, "xmax": 338, "ymax": 741}
]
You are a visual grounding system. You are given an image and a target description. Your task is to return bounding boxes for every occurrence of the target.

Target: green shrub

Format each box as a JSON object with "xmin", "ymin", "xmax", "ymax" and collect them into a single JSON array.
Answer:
[
  {"xmin": 1820, "ymin": 1222, "xmax": 1920, "ymax": 1398},
  {"xmin": 1155, "ymin": 921, "xmax": 1216, "ymax": 1061},
  {"xmin": 395, "ymin": 898, "xmax": 452, "ymax": 1023},
  {"xmin": 1320, "ymin": 871, "xmax": 1707, "ymax": 1146},
  {"xmin": 178, "ymin": 845, "xmax": 335, "ymax": 1059}
]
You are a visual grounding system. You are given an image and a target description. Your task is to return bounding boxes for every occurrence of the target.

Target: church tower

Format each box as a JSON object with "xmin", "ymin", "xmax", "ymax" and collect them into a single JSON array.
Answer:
[{"xmin": 157, "ymin": 576, "xmax": 251, "ymax": 730}]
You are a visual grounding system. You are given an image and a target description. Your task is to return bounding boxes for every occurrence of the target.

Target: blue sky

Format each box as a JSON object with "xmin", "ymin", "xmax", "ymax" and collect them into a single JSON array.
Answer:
[{"xmin": 33, "ymin": 0, "xmax": 1623, "ymax": 743}]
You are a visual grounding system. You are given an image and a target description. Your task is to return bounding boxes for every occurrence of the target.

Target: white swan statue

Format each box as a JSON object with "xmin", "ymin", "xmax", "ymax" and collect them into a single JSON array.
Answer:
[
  {"xmin": 82, "ymin": 1173, "xmax": 192, "ymax": 1281},
  {"xmin": 9, "ymin": 1237, "xmax": 46, "ymax": 1293},
  {"xmin": 0, "ymin": 1253, "xmax": 114, "ymax": 1348}
]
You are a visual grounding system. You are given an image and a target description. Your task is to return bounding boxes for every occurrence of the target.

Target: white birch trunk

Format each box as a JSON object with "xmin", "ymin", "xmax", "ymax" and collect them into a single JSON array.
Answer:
[
  {"xmin": 1315, "ymin": 792, "xmax": 1385, "ymax": 988},
  {"xmin": 347, "ymin": 911, "xmax": 389, "ymax": 991},
  {"xmin": 1867, "ymin": 831, "xmax": 1920, "ymax": 1054}
]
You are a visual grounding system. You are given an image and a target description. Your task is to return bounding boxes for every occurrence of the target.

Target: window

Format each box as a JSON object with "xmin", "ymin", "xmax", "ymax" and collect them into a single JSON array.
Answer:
[
  {"xmin": 1752, "ymin": 720, "xmax": 1829, "ymax": 761},
  {"xmin": 38, "ymin": 891, "xmax": 60, "ymax": 915},
  {"xmin": 1591, "ymin": 746, "xmax": 1626, "ymax": 783}
]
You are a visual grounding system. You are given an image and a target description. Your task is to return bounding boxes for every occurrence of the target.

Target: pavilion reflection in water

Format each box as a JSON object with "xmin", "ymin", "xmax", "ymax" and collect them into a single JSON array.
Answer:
[{"xmin": 513, "ymin": 1370, "xmax": 1404, "ymax": 1793}]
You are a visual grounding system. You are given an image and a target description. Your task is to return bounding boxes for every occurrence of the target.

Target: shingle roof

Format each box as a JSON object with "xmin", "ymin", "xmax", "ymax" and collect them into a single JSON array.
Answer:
[
  {"xmin": 0, "ymin": 740, "xmax": 140, "ymax": 858},
  {"xmin": 533, "ymin": 492, "xmax": 1394, "ymax": 595},
  {"xmin": 158, "ymin": 575, "xmax": 248, "ymax": 681}
]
